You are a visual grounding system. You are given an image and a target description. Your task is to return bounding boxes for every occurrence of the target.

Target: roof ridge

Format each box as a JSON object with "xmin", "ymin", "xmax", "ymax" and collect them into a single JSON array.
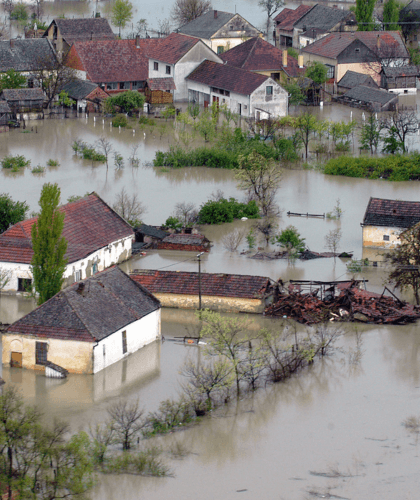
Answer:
[{"xmin": 62, "ymin": 287, "xmax": 95, "ymax": 340}]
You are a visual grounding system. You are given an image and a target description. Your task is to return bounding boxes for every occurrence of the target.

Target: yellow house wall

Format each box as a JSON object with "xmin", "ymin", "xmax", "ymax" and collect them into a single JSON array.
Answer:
[
  {"xmin": 362, "ymin": 225, "xmax": 402, "ymax": 248},
  {"xmin": 211, "ymin": 38, "xmax": 247, "ymax": 53},
  {"xmin": 154, "ymin": 293, "xmax": 264, "ymax": 313},
  {"xmin": 2, "ymin": 334, "xmax": 94, "ymax": 374},
  {"xmin": 336, "ymin": 62, "xmax": 381, "ymax": 84}
]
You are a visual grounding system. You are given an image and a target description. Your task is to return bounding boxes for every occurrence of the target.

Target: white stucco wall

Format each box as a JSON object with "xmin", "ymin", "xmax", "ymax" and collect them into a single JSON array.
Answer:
[
  {"xmin": 0, "ymin": 234, "xmax": 133, "ymax": 292},
  {"xmin": 92, "ymin": 308, "xmax": 161, "ymax": 373},
  {"xmin": 187, "ymin": 80, "xmax": 251, "ymax": 115},
  {"xmin": 250, "ymin": 78, "xmax": 288, "ymax": 118}
]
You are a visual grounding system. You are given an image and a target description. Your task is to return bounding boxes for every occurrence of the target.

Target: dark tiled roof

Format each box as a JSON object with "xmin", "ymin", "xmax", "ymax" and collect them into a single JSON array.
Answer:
[
  {"xmin": 70, "ymin": 39, "xmax": 149, "ymax": 83},
  {"xmin": 131, "ymin": 269, "xmax": 270, "ymax": 299},
  {"xmin": 382, "ymin": 65, "xmax": 419, "ymax": 77},
  {"xmin": 274, "ymin": 5, "xmax": 313, "ymax": 31},
  {"xmin": 220, "ymin": 37, "xmax": 305, "ymax": 77},
  {"xmin": 294, "ymin": 4, "xmax": 354, "ymax": 31},
  {"xmin": 0, "ymin": 38, "xmax": 56, "ymax": 72},
  {"xmin": 138, "ymin": 224, "xmax": 168, "ymax": 239},
  {"xmin": 302, "ymin": 31, "xmax": 408, "ymax": 59},
  {"xmin": 363, "ymin": 197, "xmax": 420, "ymax": 228},
  {"xmin": 62, "ymin": 79, "xmax": 103, "ymax": 100},
  {"xmin": 401, "ymin": 0, "xmax": 420, "ymax": 15},
  {"xmin": 0, "ymin": 193, "xmax": 133, "ymax": 264},
  {"xmin": 0, "ymin": 101, "xmax": 11, "ymax": 113},
  {"xmin": 177, "ymin": 10, "xmax": 235, "ymax": 38},
  {"xmin": 162, "ymin": 234, "xmax": 208, "ymax": 245},
  {"xmin": 300, "ymin": 27, "xmax": 327, "ymax": 38},
  {"xmin": 341, "ymin": 85, "xmax": 397, "ymax": 105},
  {"xmin": 144, "ymin": 32, "xmax": 199, "ymax": 64},
  {"xmin": 147, "ymin": 78, "xmax": 176, "ymax": 90},
  {"xmin": 337, "ymin": 70, "xmax": 378, "ymax": 89},
  {"xmin": 187, "ymin": 60, "xmax": 268, "ymax": 95},
  {"xmin": 7, "ymin": 267, "xmax": 160, "ymax": 342},
  {"xmin": 1, "ymin": 88, "xmax": 44, "ymax": 101},
  {"xmin": 51, "ymin": 17, "xmax": 115, "ymax": 42}
]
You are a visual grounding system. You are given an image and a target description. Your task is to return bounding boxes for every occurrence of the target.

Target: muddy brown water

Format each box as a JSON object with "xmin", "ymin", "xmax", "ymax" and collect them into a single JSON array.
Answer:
[{"xmin": 1, "ymin": 113, "xmax": 420, "ymax": 498}]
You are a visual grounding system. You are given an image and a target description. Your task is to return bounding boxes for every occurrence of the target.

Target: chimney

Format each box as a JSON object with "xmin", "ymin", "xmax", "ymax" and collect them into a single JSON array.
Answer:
[
  {"xmin": 135, "ymin": 35, "xmax": 140, "ymax": 48},
  {"xmin": 214, "ymin": 10, "xmax": 218, "ymax": 19},
  {"xmin": 298, "ymin": 54, "xmax": 303, "ymax": 68},
  {"xmin": 377, "ymin": 34, "xmax": 381, "ymax": 50},
  {"xmin": 282, "ymin": 49, "xmax": 287, "ymax": 67}
]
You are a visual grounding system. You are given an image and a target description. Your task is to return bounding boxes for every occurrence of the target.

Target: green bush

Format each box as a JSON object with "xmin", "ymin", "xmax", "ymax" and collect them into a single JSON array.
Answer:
[
  {"xmin": 31, "ymin": 165, "xmax": 45, "ymax": 174},
  {"xmin": 112, "ymin": 114, "xmax": 128, "ymax": 128},
  {"xmin": 71, "ymin": 139, "xmax": 106, "ymax": 163},
  {"xmin": 139, "ymin": 115, "xmax": 156, "ymax": 126},
  {"xmin": 324, "ymin": 153, "xmax": 420, "ymax": 181},
  {"xmin": 198, "ymin": 198, "xmax": 260, "ymax": 224},
  {"xmin": 47, "ymin": 159, "xmax": 60, "ymax": 167},
  {"xmin": 104, "ymin": 91, "xmax": 145, "ymax": 114},
  {"xmin": 1, "ymin": 154, "xmax": 30, "ymax": 171},
  {"xmin": 10, "ymin": 3, "xmax": 28, "ymax": 21}
]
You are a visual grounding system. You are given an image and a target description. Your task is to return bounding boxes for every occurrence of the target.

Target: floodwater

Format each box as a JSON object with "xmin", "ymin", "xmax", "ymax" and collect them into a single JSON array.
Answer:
[{"xmin": 1, "ymin": 108, "xmax": 420, "ymax": 499}]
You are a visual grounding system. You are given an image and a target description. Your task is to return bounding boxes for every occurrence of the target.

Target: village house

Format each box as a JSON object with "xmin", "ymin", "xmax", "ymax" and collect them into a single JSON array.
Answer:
[
  {"xmin": 336, "ymin": 85, "xmax": 398, "ymax": 111},
  {"xmin": 1, "ymin": 88, "xmax": 45, "ymax": 120},
  {"xmin": 176, "ymin": 9, "xmax": 262, "ymax": 54},
  {"xmin": 3, "ymin": 266, "xmax": 161, "ymax": 374},
  {"xmin": 61, "ymin": 80, "xmax": 109, "ymax": 113},
  {"xmin": 186, "ymin": 60, "xmax": 288, "ymax": 118},
  {"xmin": 361, "ymin": 197, "xmax": 420, "ymax": 248},
  {"xmin": 157, "ymin": 233, "xmax": 211, "ymax": 252},
  {"xmin": 337, "ymin": 70, "xmax": 378, "ymax": 94},
  {"xmin": 0, "ymin": 100, "xmax": 11, "ymax": 131},
  {"xmin": 380, "ymin": 65, "xmax": 419, "ymax": 93},
  {"xmin": 220, "ymin": 36, "xmax": 305, "ymax": 82},
  {"xmin": 134, "ymin": 224, "xmax": 168, "ymax": 247},
  {"xmin": 275, "ymin": 4, "xmax": 356, "ymax": 49},
  {"xmin": 0, "ymin": 193, "xmax": 134, "ymax": 293},
  {"xmin": 302, "ymin": 31, "xmax": 409, "ymax": 85},
  {"xmin": 130, "ymin": 269, "xmax": 274, "ymax": 313},
  {"xmin": 43, "ymin": 17, "xmax": 115, "ymax": 56}
]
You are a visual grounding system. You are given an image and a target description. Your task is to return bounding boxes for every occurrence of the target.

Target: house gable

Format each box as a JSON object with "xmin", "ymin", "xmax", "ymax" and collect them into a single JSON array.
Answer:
[
  {"xmin": 362, "ymin": 197, "xmax": 420, "ymax": 228},
  {"xmin": 212, "ymin": 13, "xmax": 261, "ymax": 40},
  {"xmin": 0, "ymin": 38, "xmax": 57, "ymax": 73}
]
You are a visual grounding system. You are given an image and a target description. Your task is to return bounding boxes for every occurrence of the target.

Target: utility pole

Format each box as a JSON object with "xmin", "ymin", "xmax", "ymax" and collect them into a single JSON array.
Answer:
[{"xmin": 197, "ymin": 252, "xmax": 204, "ymax": 310}]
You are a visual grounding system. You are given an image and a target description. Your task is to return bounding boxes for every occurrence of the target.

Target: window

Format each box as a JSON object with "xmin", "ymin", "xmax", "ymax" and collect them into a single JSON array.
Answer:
[
  {"xmin": 230, "ymin": 25, "xmax": 233, "ymax": 30},
  {"xmin": 75, "ymin": 270, "xmax": 82, "ymax": 281},
  {"xmin": 122, "ymin": 331, "xmax": 127, "ymax": 354},
  {"xmin": 119, "ymin": 82, "xmax": 128, "ymax": 90},
  {"xmin": 355, "ymin": 48, "xmax": 360, "ymax": 52},
  {"xmin": 106, "ymin": 82, "xmax": 118, "ymax": 90},
  {"xmin": 27, "ymin": 78, "xmax": 34, "ymax": 88},
  {"xmin": 92, "ymin": 263, "xmax": 98, "ymax": 274},
  {"xmin": 217, "ymin": 45, "xmax": 224, "ymax": 54},
  {"xmin": 132, "ymin": 81, "xmax": 144, "ymax": 90},
  {"xmin": 17, "ymin": 278, "xmax": 31, "ymax": 292},
  {"xmin": 266, "ymin": 86, "xmax": 273, "ymax": 95},
  {"xmin": 36, "ymin": 342, "xmax": 48, "ymax": 365},
  {"xmin": 415, "ymin": 34, "xmax": 418, "ymax": 41},
  {"xmin": 326, "ymin": 65, "xmax": 335, "ymax": 79},
  {"xmin": 154, "ymin": 61, "xmax": 158, "ymax": 71},
  {"xmin": 383, "ymin": 235, "xmax": 390, "ymax": 241},
  {"xmin": 166, "ymin": 65, "xmax": 171, "ymax": 75}
]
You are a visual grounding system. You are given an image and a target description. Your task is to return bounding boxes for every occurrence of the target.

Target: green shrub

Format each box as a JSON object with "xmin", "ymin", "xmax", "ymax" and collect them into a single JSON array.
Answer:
[
  {"xmin": 47, "ymin": 159, "xmax": 60, "ymax": 167},
  {"xmin": 163, "ymin": 216, "xmax": 182, "ymax": 230},
  {"xmin": 31, "ymin": 165, "xmax": 45, "ymax": 174},
  {"xmin": 138, "ymin": 115, "xmax": 156, "ymax": 126},
  {"xmin": 10, "ymin": 3, "xmax": 28, "ymax": 21},
  {"xmin": 1, "ymin": 154, "xmax": 30, "ymax": 171},
  {"xmin": 112, "ymin": 114, "xmax": 128, "ymax": 128},
  {"xmin": 198, "ymin": 198, "xmax": 260, "ymax": 224},
  {"xmin": 71, "ymin": 139, "xmax": 106, "ymax": 163}
]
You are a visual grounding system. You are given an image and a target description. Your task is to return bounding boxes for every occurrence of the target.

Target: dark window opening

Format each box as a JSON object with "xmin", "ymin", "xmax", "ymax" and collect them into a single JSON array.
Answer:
[
  {"xmin": 106, "ymin": 82, "xmax": 118, "ymax": 90},
  {"xmin": 18, "ymin": 278, "xmax": 31, "ymax": 292},
  {"xmin": 92, "ymin": 263, "xmax": 98, "ymax": 274},
  {"xmin": 166, "ymin": 65, "xmax": 171, "ymax": 75},
  {"xmin": 36, "ymin": 342, "xmax": 48, "ymax": 365},
  {"xmin": 122, "ymin": 330, "xmax": 127, "ymax": 354},
  {"xmin": 383, "ymin": 235, "xmax": 390, "ymax": 241},
  {"xmin": 119, "ymin": 82, "xmax": 128, "ymax": 90},
  {"xmin": 154, "ymin": 62, "xmax": 158, "ymax": 71},
  {"xmin": 217, "ymin": 45, "xmax": 224, "ymax": 54},
  {"xmin": 266, "ymin": 86, "xmax": 273, "ymax": 95},
  {"xmin": 326, "ymin": 65, "xmax": 335, "ymax": 79}
]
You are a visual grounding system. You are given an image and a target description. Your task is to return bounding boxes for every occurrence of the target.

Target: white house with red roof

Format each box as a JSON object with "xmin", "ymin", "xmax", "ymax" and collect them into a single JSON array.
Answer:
[{"xmin": 0, "ymin": 193, "xmax": 134, "ymax": 293}]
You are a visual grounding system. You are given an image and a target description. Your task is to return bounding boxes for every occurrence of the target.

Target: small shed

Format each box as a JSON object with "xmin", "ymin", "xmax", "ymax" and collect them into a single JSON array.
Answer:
[
  {"xmin": 361, "ymin": 197, "xmax": 420, "ymax": 248},
  {"xmin": 62, "ymin": 80, "xmax": 109, "ymax": 112},
  {"xmin": 337, "ymin": 85, "xmax": 398, "ymax": 112},
  {"xmin": 157, "ymin": 233, "xmax": 211, "ymax": 252},
  {"xmin": 337, "ymin": 70, "xmax": 378, "ymax": 94},
  {"xmin": 0, "ymin": 100, "xmax": 11, "ymax": 129},
  {"xmin": 380, "ymin": 65, "xmax": 419, "ymax": 94},
  {"xmin": 145, "ymin": 78, "xmax": 176, "ymax": 104},
  {"xmin": 1, "ymin": 88, "xmax": 44, "ymax": 118}
]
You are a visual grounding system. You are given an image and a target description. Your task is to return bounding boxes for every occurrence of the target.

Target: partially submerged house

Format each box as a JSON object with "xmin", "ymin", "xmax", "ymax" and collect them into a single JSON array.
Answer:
[
  {"xmin": 3, "ymin": 266, "xmax": 161, "ymax": 374},
  {"xmin": 0, "ymin": 193, "xmax": 134, "ymax": 292},
  {"xmin": 157, "ymin": 233, "xmax": 211, "ymax": 252},
  {"xmin": 361, "ymin": 197, "xmax": 420, "ymax": 248},
  {"xmin": 337, "ymin": 85, "xmax": 398, "ymax": 111},
  {"xmin": 130, "ymin": 269, "xmax": 274, "ymax": 313},
  {"xmin": 176, "ymin": 10, "xmax": 262, "ymax": 54},
  {"xmin": 0, "ymin": 100, "xmax": 11, "ymax": 130},
  {"xmin": 220, "ymin": 36, "xmax": 305, "ymax": 81},
  {"xmin": 1, "ymin": 88, "xmax": 45, "ymax": 119},
  {"xmin": 337, "ymin": 70, "xmax": 378, "ymax": 93},
  {"xmin": 61, "ymin": 80, "xmax": 109, "ymax": 112},
  {"xmin": 380, "ymin": 65, "xmax": 419, "ymax": 93},
  {"xmin": 186, "ymin": 60, "xmax": 288, "ymax": 118},
  {"xmin": 43, "ymin": 17, "xmax": 115, "ymax": 56}
]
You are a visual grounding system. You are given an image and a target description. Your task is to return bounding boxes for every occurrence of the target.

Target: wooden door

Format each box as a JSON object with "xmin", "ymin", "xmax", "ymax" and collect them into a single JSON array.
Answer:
[{"xmin": 11, "ymin": 352, "xmax": 22, "ymax": 368}]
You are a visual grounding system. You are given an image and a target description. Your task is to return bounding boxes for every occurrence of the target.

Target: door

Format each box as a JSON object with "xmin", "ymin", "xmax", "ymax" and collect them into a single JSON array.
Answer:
[
  {"xmin": 212, "ymin": 96, "xmax": 219, "ymax": 106},
  {"xmin": 11, "ymin": 352, "xmax": 22, "ymax": 368}
]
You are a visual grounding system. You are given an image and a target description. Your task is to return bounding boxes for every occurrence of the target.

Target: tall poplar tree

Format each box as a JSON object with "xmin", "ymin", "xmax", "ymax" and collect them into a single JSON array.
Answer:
[
  {"xmin": 383, "ymin": 0, "xmax": 400, "ymax": 30},
  {"xmin": 355, "ymin": 0, "xmax": 376, "ymax": 31},
  {"xmin": 31, "ymin": 183, "xmax": 67, "ymax": 305}
]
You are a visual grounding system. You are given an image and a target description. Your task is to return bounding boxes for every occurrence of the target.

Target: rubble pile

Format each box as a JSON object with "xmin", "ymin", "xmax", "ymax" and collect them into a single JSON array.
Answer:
[{"xmin": 265, "ymin": 282, "xmax": 420, "ymax": 325}]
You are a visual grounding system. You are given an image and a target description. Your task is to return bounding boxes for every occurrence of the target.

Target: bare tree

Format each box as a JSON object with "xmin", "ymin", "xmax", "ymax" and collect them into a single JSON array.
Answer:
[
  {"xmin": 112, "ymin": 187, "xmax": 147, "ymax": 227},
  {"xmin": 172, "ymin": 0, "xmax": 212, "ymax": 27},
  {"xmin": 380, "ymin": 111, "xmax": 419, "ymax": 153},
  {"xmin": 258, "ymin": 0, "xmax": 284, "ymax": 34},
  {"xmin": 221, "ymin": 228, "xmax": 246, "ymax": 252},
  {"xmin": 157, "ymin": 18, "xmax": 172, "ymax": 36},
  {"xmin": 308, "ymin": 323, "xmax": 342, "ymax": 356},
  {"xmin": 256, "ymin": 216, "xmax": 279, "ymax": 247},
  {"xmin": 107, "ymin": 399, "xmax": 146, "ymax": 450},
  {"xmin": 95, "ymin": 137, "xmax": 113, "ymax": 170},
  {"xmin": 325, "ymin": 228, "xmax": 342, "ymax": 255},
  {"xmin": 89, "ymin": 422, "xmax": 115, "ymax": 464},
  {"xmin": 173, "ymin": 201, "xmax": 196, "ymax": 226}
]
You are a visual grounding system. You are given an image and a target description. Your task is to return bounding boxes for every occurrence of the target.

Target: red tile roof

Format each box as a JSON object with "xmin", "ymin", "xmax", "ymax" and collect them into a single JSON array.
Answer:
[
  {"xmin": 302, "ymin": 31, "xmax": 408, "ymax": 60},
  {"xmin": 68, "ymin": 39, "xmax": 149, "ymax": 83},
  {"xmin": 130, "ymin": 269, "xmax": 271, "ymax": 299},
  {"xmin": 143, "ymin": 32, "xmax": 200, "ymax": 64},
  {"xmin": 220, "ymin": 37, "xmax": 305, "ymax": 77},
  {"xmin": 7, "ymin": 267, "xmax": 160, "ymax": 342},
  {"xmin": 0, "ymin": 193, "xmax": 133, "ymax": 264},
  {"xmin": 187, "ymin": 60, "xmax": 268, "ymax": 95},
  {"xmin": 147, "ymin": 78, "xmax": 176, "ymax": 90},
  {"xmin": 274, "ymin": 5, "xmax": 312, "ymax": 31}
]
